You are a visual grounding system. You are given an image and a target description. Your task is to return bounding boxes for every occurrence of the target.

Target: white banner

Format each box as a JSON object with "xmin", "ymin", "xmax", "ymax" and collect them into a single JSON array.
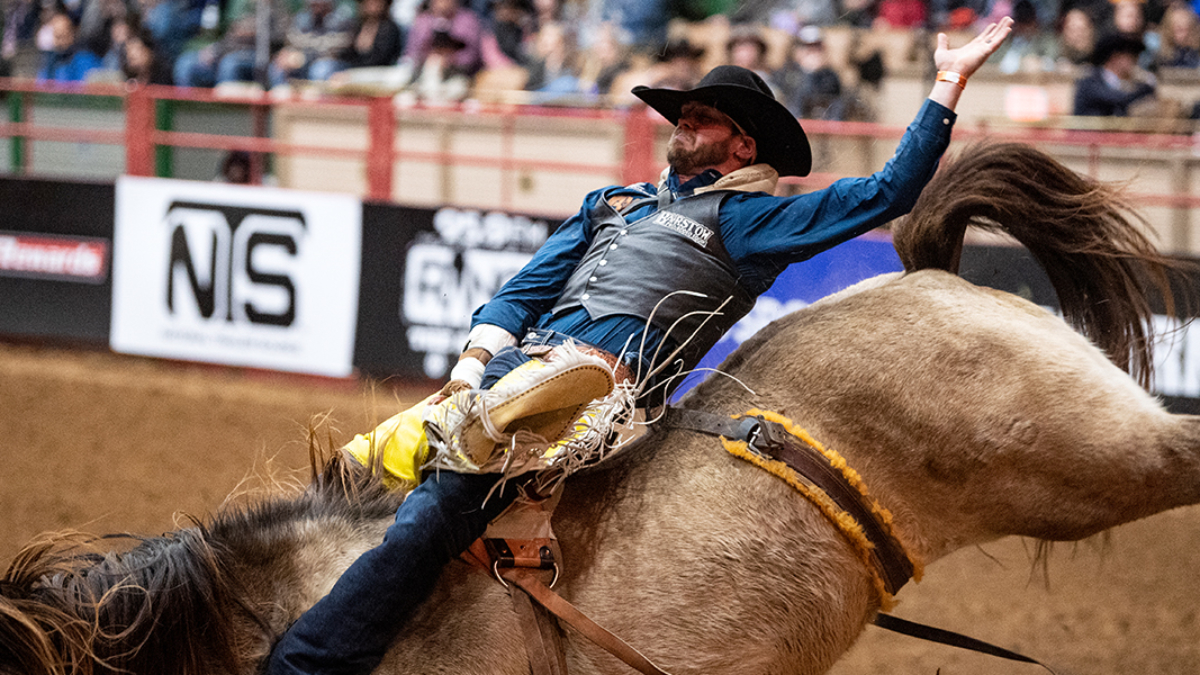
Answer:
[{"xmin": 111, "ymin": 177, "xmax": 361, "ymax": 377}]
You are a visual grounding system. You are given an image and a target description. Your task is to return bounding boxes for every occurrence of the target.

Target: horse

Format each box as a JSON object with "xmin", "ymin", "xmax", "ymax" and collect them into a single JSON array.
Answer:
[{"xmin": 2, "ymin": 142, "xmax": 1197, "ymax": 675}]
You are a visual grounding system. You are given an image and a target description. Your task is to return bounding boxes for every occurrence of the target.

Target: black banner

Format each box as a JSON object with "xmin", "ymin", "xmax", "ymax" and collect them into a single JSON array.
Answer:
[
  {"xmin": 355, "ymin": 201, "xmax": 554, "ymax": 383},
  {"xmin": 0, "ymin": 178, "xmax": 114, "ymax": 344}
]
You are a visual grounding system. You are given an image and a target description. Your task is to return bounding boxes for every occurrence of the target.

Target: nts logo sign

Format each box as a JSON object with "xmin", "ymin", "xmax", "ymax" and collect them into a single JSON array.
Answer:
[{"xmin": 164, "ymin": 201, "xmax": 306, "ymax": 327}]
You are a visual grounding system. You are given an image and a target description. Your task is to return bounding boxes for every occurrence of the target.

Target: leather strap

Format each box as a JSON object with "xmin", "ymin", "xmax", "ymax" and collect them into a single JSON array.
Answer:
[
  {"xmin": 499, "ymin": 568, "xmax": 673, "ymax": 675},
  {"xmin": 509, "ymin": 579, "xmax": 569, "ymax": 675},
  {"xmin": 873, "ymin": 613, "xmax": 1060, "ymax": 674},
  {"xmin": 663, "ymin": 408, "xmax": 913, "ymax": 594},
  {"xmin": 664, "ymin": 407, "xmax": 1058, "ymax": 671},
  {"xmin": 661, "ymin": 408, "xmax": 762, "ymax": 443}
]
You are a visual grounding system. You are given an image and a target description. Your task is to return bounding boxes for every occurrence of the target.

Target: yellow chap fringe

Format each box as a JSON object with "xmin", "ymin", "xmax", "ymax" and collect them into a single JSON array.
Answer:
[{"xmin": 721, "ymin": 408, "xmax": 923, "ymax": 610}]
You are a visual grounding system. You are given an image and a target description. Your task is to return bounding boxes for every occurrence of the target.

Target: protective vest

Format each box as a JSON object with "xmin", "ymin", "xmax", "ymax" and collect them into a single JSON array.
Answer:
[{"xmin": 550, "ymin": 189, "xmax": 757, "ymax": 374}]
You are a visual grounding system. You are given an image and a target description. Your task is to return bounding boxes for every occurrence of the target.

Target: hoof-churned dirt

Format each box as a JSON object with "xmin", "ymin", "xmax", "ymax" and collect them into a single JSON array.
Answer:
[{"xmin": 2, "ymin": 343, "xmax": 1197, "ymax": 674}]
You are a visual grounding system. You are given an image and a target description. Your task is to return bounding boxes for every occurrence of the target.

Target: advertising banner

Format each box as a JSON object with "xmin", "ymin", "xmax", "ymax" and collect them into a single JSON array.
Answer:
[
  {"xmin": 111, "ymin": 177, "xmax": 361, "ymax": 377},
  {"xmin": 355, "ymin": 203, "xmax": 551, "ymax": 382},
  {"xmin": 0, "ymin": 178, "xmax": 114, "ymax": 343}
]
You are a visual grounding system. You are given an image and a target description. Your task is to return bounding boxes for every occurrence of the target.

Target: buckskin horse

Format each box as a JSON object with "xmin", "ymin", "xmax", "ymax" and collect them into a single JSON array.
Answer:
[{"xmin": 2, "ymin": 142, "xmax": 1197, "ymax": 675}]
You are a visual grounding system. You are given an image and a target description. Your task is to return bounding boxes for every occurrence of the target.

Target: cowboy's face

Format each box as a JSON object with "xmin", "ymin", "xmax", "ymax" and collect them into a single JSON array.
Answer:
[
  {"xmin": 667, "ymin": 101, "xmax": 754, "ymax": 176},
  {"xmin": 671, "ymin": 102, "xmax": 739, "ymax": 145}
]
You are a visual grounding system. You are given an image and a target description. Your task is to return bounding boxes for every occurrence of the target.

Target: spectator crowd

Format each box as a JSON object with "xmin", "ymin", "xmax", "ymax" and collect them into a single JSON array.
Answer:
[{"xmin": 3, "ymin": 0, "xmax": 1200, "ymax": 121}]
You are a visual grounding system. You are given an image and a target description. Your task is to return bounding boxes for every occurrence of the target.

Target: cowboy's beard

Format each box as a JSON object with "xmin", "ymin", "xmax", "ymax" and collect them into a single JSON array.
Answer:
[{"xmin": 667, "ymin": 130, "xmax": 735, "ymax": 176}]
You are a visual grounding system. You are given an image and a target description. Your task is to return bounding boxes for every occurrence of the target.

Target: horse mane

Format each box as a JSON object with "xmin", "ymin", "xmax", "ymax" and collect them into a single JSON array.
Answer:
[
  {"xmin": 0, "ymin": 444, "xmax": 402, "ymax": 675},
  {"xmin": 893, "ymin": 141, "xmax": 1189, "ymax": 388}
]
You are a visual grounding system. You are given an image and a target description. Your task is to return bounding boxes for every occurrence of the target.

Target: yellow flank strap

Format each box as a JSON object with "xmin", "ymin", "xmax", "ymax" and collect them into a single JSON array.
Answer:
[{"xmin": 722, "ymin": 409, "xmax": 923, "ymax": 609}]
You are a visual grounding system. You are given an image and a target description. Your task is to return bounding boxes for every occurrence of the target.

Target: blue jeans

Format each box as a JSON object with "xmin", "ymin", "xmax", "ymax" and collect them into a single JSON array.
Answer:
[
  {"xmin": 266, "ymin": 331, "xmax": 580, "ymax": 675},
  {"xmin": 265, "ymin": 470, "xmax": 524, "ymax": 675}
]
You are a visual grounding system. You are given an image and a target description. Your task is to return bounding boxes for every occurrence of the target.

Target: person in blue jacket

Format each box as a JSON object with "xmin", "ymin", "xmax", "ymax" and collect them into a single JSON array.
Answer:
[
  {"xmin": 265, "ymin": 16, "xmax": 1014, "ymax": 675},
  {"xmin": 37, "ymin": 11, "xmax": 102, "ymax": 83}
]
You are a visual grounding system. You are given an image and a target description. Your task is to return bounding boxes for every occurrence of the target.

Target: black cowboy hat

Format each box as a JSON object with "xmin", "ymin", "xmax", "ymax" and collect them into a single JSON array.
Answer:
[
  {"xmin": 632, "ymin": 65, "xmax": 811, "ymax": 177},
  {"xmin": 1090, "ymin": 32, "xmax": 1145, "ymax": 66}
]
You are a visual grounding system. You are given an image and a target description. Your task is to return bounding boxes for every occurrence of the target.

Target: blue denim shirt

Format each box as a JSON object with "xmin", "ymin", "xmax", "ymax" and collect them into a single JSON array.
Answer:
[{"xmin": 472, "ymin": 99, "xmax": 957, "ymax": 369}]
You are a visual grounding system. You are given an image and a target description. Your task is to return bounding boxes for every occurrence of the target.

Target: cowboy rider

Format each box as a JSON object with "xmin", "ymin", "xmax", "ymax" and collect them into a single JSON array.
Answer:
[{"xmin": 266, "ymin": 17, "xmax": 1014, "ymax": 675}]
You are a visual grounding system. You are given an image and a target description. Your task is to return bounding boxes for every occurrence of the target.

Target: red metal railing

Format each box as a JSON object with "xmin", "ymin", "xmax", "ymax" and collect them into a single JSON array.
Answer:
[{"xmin": 4, "ymin": 77, "xmax": 1200, "ymax": 212}]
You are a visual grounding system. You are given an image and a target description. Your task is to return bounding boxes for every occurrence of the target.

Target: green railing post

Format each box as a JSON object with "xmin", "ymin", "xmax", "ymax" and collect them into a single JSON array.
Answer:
[
  {"xmin": 7, "ymin": 92, "xmax": 24, "ymax": 174},
  {"xmin": 155, "ymin": 98, "xmax": 175, "ymax": 178}
]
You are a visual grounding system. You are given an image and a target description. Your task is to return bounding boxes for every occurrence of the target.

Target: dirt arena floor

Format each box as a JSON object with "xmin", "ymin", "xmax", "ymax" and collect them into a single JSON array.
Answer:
[{"xmin": 2, "ymin": 341, "xmax": 1199, "ymax": 674}]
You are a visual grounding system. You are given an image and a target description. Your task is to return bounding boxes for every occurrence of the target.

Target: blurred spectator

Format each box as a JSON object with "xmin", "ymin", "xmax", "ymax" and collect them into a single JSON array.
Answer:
[
  {"xmin": 218, "ymin": 150, "xmax": 253, "ymax": 182},
  {"xmin": 990, "ymin": 0, "xmax": 1057, "ymax": 72},
  {"xmin": 338, "ymin": 0, "xmax": 404, "ymax": 68},
  {"xmin": 786, "ymin": 0, "xmax": 838, "ymax": 25},
  {"xmin": 1110, "ymin": 0, "xmax": 1158, "ymax": 67},
  {"xmin": 645, "ymin": 36, "xmax": 703, "ymax": 89},
  {"xmin": 268, "ymin": 0, "xmax": 355, "ymax": 87},
  {"xmin": 772, "ymin": 24, "xmax": 842, "ymax": 119},
  {"xmin": 726, "ymin": 24, "xmax": 771, "ymax": 81},
  {"xmin": 120, "ymin": 26, "xmax": 174, "ymax": 82},
  {"xmin": 577, "ymin": 21, "xmax": 630, "ymax": 95},
  {"xmin": 928, "ymin": 0, "xmax": 987, "ymax": 31},
  {"xmin": 173, "ymin": 0, "xmax": 303, "ymax": 87},
  {"xmin": 78, "ymin": 0, "xmax": 129, "ymax": 60},
  {"xmin": 593, "ymin": 0, "xmax": 672, "ymax": 49},
  {"xmin": 489, "ymin": 0, "xmax": 531, "ymax": 63},
  {"xmin": 1057, "ymin": 7, "xmax": 1097, "ymax": 67},
  {"xmin": 1062, "ymin": 0, "xmax": 1114, "ymax": 30},
  {"xmin": 407, "ymin": 27, "xmax": 471, "ymax": 99},
  {"xmin": 530, "ymin": 0, "xmax": 564, "ymax": 29},
  {"xmin": 3, "ymin": 0, "xmax": 41, "ymax": 54},
  {"xmin": 727, "ymin": 0, "xmax": 836, "ymax": 26},
  {"xmin": 99, "ymin": 10, "xmax": 137, "ymax": 69},
  {"xmin": 1074, "ymin": 32, "xmax": 1157, "ymax": 115},
  {"xmin": 874, "ymin": 0, "xmax": 926, "ymax": 28},
  {"xmin": 523, "ymin": 20, "xmax": 579, "ymax": 93},
  {"xmin": 838, "ymin": 0, "xmax": 876, "ymax": 26},
  {"xmin": 0, "ymin": 8, "xmax": 9, "ymax": 76},
  {"xmin": 142, "ymin": 0, "xmax": 207, "ymax": 60},
  {"xmin": 404, "ymin": 0, "xmax": 491, "ymax": 76},
  {"xmin": 1154, "ymin": 2, "xmax": 1200, "ymax": 68},
  {"xmin": 37, "ymin": 10, "xmax": 102, "ymax": 81}
]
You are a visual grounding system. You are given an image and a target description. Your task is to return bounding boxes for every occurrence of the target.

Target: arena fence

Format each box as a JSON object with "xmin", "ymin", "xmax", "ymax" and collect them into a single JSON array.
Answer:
[{"xmin": 5, "ymin": 78, "xmax": 1200, "ymax": 250}]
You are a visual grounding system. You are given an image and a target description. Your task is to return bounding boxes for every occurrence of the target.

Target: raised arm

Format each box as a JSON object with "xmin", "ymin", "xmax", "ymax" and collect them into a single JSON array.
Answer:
[{"xmin": 928, "ymin": 17, "xmax": 1014, "ymax": 111}]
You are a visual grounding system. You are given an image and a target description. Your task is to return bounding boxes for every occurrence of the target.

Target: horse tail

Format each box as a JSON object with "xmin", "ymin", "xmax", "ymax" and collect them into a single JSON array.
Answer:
[{"xmin": 892, "ymin": 141, "xmax": 1184, "ymax": 388}]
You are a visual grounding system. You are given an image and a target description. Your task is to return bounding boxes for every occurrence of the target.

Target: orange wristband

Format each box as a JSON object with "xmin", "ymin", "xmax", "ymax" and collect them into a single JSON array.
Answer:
[{"xmin": 936, "ymin": 71, "xmax": 967, "ymax": 90}]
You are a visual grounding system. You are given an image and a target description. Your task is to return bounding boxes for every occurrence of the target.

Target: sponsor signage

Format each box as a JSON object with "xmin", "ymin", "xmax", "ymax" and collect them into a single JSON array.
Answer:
[
  {"xmin": 0, "ymin": 177, "xmax": 114, "ymax": 343},
  {"xmin": 0, "ymin": 231, "xmax": 109, "ymax": 283},
  {"xmin": 355, "ymin": 204, "xmax": 549, "ymax": 381},
  {"xmin": 111, "ymin": 177, "xmax": 361, "ymax": 377}
]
